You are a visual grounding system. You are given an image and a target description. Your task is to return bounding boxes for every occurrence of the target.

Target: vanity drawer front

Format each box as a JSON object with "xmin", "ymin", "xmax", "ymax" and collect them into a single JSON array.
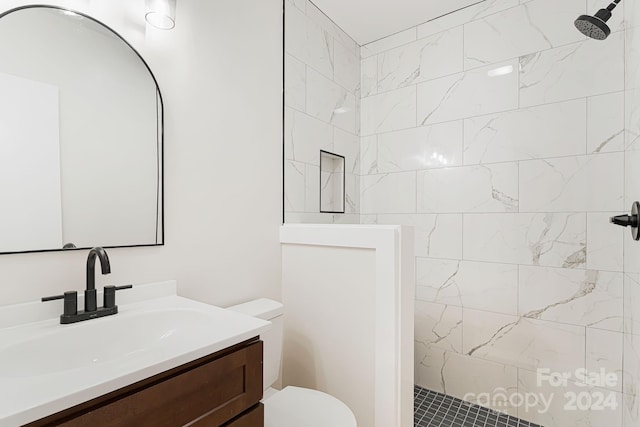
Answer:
[
  {"xmin": 208, "ymin": 403, "xmax": 263, "ymax": 427},
  {"xmin": 56, "ymin": 340, "xmax": 263, "ymax": 427}
]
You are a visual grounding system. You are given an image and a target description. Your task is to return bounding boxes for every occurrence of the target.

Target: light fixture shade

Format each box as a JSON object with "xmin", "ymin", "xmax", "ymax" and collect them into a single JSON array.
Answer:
[{"xmin": 145, "ymin": 0, "xmax": 176, "ymax": 30}]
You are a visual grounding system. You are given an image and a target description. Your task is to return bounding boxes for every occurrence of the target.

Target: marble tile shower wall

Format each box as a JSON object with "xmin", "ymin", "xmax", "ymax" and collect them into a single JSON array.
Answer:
[
  {"xmin": 624, "ymin": 3, "xmax": 640, "ymax": 427},
  {"xmin": 359, "ymin": 0, "xmax": 633, "ymax": 425},
  {"xmin": 284, "ymin": 0, "xmax": 361, "ymax": 224}
]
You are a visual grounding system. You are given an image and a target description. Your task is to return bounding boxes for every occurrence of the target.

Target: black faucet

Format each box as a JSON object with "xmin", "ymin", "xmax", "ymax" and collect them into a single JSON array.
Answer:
[
  {"xmin": 85, "ymin": 247, "xmax": 111, "ymax": 312},
  {"xmin": 42, "ymin": 247, "xmax": 132, "ymax": 324}
]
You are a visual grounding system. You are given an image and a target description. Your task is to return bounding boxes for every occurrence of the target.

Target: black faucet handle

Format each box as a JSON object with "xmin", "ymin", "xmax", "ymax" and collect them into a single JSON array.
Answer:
[
  {"xmin": 42, "ymin": 291, "xmax": 78, "ymax": 316},
  {"xmin": 103, "ymin": 285, "xmax": 133, "ymax": 309}
]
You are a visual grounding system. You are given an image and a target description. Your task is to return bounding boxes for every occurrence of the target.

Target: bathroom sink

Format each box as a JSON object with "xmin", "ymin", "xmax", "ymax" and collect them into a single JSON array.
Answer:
[
  {"xmin": 0, "ymin": 282, "xmax": 271, "ymax": 427},
  {"xmin": 0, "ymin": 306, "xmax": 239, "ymax": 378}
]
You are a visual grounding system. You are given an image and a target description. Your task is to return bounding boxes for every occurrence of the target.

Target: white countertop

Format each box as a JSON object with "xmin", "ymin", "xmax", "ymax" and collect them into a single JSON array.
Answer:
[{"xmin": 0, "ymin": 281, "xmax": 271, "ymax": 427}]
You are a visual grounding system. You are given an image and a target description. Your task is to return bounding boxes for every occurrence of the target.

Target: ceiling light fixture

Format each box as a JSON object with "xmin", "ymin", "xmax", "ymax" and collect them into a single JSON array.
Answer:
[{"xmin": 145, "ymin": 0, "xmax": 176, "ymax": 30}]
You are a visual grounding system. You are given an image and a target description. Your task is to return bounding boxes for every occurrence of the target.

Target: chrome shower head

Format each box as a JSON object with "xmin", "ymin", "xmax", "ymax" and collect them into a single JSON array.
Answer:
[{"xmin": 574, "ymin": 0, "xmax": 621, "ymax": 40}]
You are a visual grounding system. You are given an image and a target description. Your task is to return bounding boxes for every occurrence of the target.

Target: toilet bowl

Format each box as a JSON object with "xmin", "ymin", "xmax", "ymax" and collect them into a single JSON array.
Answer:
[{"xmin": 227, "ymin": 299, "xmax": 357, "ymax": 427}]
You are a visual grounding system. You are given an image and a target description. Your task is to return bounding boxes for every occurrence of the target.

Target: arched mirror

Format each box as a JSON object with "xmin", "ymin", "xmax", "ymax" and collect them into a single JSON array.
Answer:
[{"xmin": 0, "ymin": 6, "xmax": 163, "ymax": 254}]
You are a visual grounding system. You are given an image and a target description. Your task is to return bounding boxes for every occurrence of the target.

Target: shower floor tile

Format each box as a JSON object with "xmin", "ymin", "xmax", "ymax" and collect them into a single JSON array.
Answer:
[{"xmin": 414, "ymin": 386, "xmax": 544, "ymax": 427}]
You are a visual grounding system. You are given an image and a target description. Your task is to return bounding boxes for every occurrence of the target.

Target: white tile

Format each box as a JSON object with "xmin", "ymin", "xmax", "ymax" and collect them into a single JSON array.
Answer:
[
  {"xmin": 417, "ymin": 0, "xmax": 520, "ymax": 39},
  {"xmin": 623, "ymin": 392, "xmax": 640, "ymax": 427},
  {"xmin": 416, "ymin": 258, "xmax": 463, "ymax": 306},
  {"xmin": 415, "ymin": 301, "xmax": 462, "ymax": 352},
  {"xmin": 520, "ymin": 33, "xmax": 625, "ymax": 107},
  {"xmin": 463, "ymin": 99, "xmax": 587, "ymax": 165},
  {"xmin": 518, "ymin": 369, "xmax": 623, "ymax": 427},
  {"xmin": 285, "ymin": 54, "xmax": 306, "ymax": 111},
  {"xmin": 332, "ymin": 213, "xmax": 360, "ymax": 224},
  {"xmin": 624, "ymin": 274, "xmax": 640, "ymax": 337},
  {"xmin": 376, "ymin": 28, "xmax": 463, "ymax": 93},
  {"xmin": 377, "ymin": 121, "xmax": 463, "ymax": 173},
  {"xmin": 622, "ymin": 24, "xmax": 635, "ymax": 151},
  {"xmin": 333, "ymin": 41, "xmax": 360, "ymax": 93},
  {"xmin": 626, "ymin": 87, "xmax": 640, "ymax": 147},
  {"xmin": 417, "ymin": 163, "xmax": 518, "ymax": 213},
  {"xmin": 285, "ymin": 160, "xmax": 305, "ymax": 212},
  {"xmin": 305, "ymin": 2, "xmax": 358, "ymax": 54},
  {"xmin": 305, "ymin": 163, "xmax": 319, "ymax": 212},
  {"xmin": 284, "ymin": 108, "xmax": 333, "ymax": 165},
  {"xmin": 624, "ymin": 332, "xmax": 640, "ymax": 397},
  {"xmin": 361, "ymin": 27, "xmax": 417, "ymax": 59},
  {"xmin": 464, "ymin": 0, "xmax": 585, "ymax": 70},
  {"xmin": 360, "ymin": 56, "xmax": 378, "ymax": 98},
  {"xmin": 418, "ymin": 59, "xmax": 519, "ymax": 125},
  {"xmin": 443, "ymin": 352, "xmax": 518, "ymax": 416},
  {"xmin": 376, "ymin": 214, "xmax": 462, "ymax": 259},
  {"xmin": 285, "ymin": 0, "xmax": 305, "ymax": 14},
  {"xmin": 416, "ymin": 259, "xmax": 518, "ymax": 315},
  {"xmin": 519, "ymin": 266, "xmax": 624, "ymax": 331},
  {"xmin": 463, "ymin": 309, "xmax": 585, "ymax": 373},
  {"xmin": 285, "ymin": 212, "xmax": 333, "ymax": 224},
  {"xmin": 519, "ymin": 153, "xmax": 625, "ymax": 213},
  {"xmin": 625, "ymin": 226, "xmax": 640, "ymax": 275},
  {"xmin": 414, "ymin": 346, "xmax": 518, "ymax": 416},
  {"xmin": 587, "ymin": 212, "xmax": 624, "ymax": 272},
  {"xmin": 285, "ymin": 5, "xmax": 334, "ymax": 80},
  {"xmin": 625, "ymin": 0, "xmax": 640, "ymax": 30},
  {"xmin": 306, "ymin": 68, "xmax": 356, "ymax": 134},
  {"xmin": 360, "ymin": 135, "xmax": 378, "ymax": 175},
  {"xmin": 626, "ymin": 26, "xmax": 640, "ymax": 91},
  {"xmin": 588, "ymin": 92, "xmax": 625, "ymax": 153},
  {"xmin": 625, "ymin": 145, "xmax": 640, "ymax": 209},
  {"xmin": 360, "ymin": 172, "xmax": 416, "ymax": 214},
  {"xmin": 415, "ymin": 344, "xmax": 450, "ymax": 393},
  {"xmin": 333, "ymin": 128, "xmax": 359, "ymax": 174},
  {"xmin": 587, "ymin": 328, "xmax": 623, "ymax": 392},
  {"xmin": 361, "ymin": 86, "xmax": 416, "ymax": 136},
  {"xmin": 344, "ymin": 173, "xmax": 359, "ymax": 214},
  {"xmin": 463, "ymin": 213, "xmax": 586, "ymax": 267}
]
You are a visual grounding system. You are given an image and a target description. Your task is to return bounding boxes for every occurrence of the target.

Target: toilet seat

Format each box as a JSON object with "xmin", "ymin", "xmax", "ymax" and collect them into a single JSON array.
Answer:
[{"xmin": 263, "ymin": 386, "xmax": 357, "ymax": 427}]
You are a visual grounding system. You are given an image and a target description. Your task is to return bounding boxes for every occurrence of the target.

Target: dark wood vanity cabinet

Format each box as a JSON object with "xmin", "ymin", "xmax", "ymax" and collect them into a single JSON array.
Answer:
[{"xmin": 26, "ymin": 339, "xmax": 264, "ymax": 427}]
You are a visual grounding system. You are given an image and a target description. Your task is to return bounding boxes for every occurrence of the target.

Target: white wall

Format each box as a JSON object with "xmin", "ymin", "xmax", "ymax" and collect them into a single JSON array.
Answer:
[{"xmin": 0, "ymin": 0, "xmax": 282, "ymax": 307}]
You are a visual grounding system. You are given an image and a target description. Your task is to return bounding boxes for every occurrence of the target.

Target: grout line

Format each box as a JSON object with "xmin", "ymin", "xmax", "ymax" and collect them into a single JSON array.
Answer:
[{"xmin": 360, "ymin": 90, "xmax": 625, "ymax": 138}]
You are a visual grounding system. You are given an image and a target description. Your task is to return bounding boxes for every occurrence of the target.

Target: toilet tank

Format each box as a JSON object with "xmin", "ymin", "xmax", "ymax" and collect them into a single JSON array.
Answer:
[{"xmin": 226, "ymin": 298, "xmax": 283, "ymax": 391}]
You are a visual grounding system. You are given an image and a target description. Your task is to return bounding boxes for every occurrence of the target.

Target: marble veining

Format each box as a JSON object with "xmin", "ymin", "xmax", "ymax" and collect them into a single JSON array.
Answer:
[
  {"xmin": 418, "ymin": 59, "xmax": 519, "ymax": 125},
  {"xmin": 463, "ymin": 99, "xmax": 587, "ymax": 164},
  {"xmin": 520, "ymin": 33, "xmax": 624, "ymax": 107},
  {"xmin": 519, "ymin": 267, "xmax": 624, "ymax": 331},
  {"xmin": 464, "ymin": 213, "xmax": 586, "ymax": 267},
  {"xmin": 284, "ymin": 0, "xmax": 640, "ymax": 423},
  {"xmin": 417, "ymin": 163, "xmax": 519, "ymax": 213}
]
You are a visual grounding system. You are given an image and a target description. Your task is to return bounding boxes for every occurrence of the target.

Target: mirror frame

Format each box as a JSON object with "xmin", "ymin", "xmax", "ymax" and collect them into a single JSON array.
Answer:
[{"xmin": 0, "ymin": 5, "xmax": 165, "ymax": 255}]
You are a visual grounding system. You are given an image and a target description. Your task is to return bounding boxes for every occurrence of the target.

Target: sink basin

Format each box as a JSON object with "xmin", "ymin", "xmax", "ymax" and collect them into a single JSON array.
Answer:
[
  {"xmin": 0, "ymin": 285, "xmax": 271, "ymax": 427},
  {"xmin": 0, "ymin": 306, "xmax": 233, "ymax": 378}
]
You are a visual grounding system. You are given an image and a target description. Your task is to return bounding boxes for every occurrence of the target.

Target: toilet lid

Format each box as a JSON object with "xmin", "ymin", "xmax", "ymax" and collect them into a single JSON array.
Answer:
[{"xmin": 263, "ymin": 386, "xmax": 357, "ymax": 427}]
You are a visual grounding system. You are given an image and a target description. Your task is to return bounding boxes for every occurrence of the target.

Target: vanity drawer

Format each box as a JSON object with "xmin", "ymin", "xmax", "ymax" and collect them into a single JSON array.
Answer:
[
  {"xmin": 29, "ymin": 339, "xmax": 263, "ymax": 427},
  {"xmin": 208, "ymin": 403, "xmax": 263, "ymax": 427}
]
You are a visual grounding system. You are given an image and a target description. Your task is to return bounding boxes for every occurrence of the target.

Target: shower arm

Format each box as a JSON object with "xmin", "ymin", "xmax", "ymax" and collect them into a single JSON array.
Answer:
[{"xmin": 607, "ymin": 0, "xmax": 621, "ymax": 12}]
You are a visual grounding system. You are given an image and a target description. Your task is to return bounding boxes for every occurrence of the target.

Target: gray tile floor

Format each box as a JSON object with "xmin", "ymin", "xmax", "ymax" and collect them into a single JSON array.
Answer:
[{"xmin": 414, "ymin": 386, "xmax": 544, "ymax": 427}]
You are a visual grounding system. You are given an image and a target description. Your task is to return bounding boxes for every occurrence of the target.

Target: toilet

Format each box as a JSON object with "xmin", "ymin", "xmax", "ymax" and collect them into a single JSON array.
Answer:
[{"xmin": 227, "ymin": 298, "xmax": 357, "ymax": 427}]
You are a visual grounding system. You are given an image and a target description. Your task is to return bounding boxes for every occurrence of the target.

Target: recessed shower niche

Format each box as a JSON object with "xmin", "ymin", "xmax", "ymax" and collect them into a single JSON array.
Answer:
[{"xmin": 319, "ymin": 150, "xmax": 345, "ymax": 214}]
